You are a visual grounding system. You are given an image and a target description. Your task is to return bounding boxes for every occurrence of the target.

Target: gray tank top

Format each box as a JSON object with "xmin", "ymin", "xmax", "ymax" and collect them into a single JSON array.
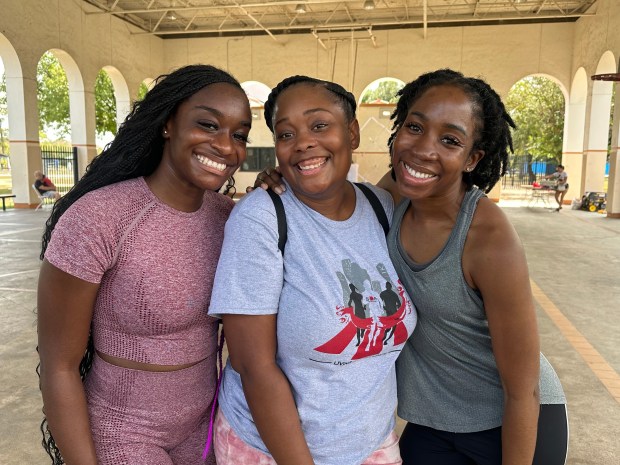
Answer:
[{"xmin": 388, "ymin": 188, "xmax": 565, "ymax": 433}]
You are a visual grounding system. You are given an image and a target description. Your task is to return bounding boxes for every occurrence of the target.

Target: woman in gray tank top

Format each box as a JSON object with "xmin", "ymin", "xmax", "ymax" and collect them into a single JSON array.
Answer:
[{"xmin": 376, "ymin": 69, "xmax": 568, "ymax": 465}]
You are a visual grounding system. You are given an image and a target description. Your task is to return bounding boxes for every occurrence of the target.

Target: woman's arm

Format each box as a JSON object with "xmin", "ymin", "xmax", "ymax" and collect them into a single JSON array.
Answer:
[
  {"xmin": 38, "ymin": 260, "xmax": 100, "ymax": 465},
  {"xmin": 222, "ymin": 313, "xmax": 315, "ymax": 465},
  {"xmin": 466, "ymin": 200, "xmax": 540, "ymax": 465}
]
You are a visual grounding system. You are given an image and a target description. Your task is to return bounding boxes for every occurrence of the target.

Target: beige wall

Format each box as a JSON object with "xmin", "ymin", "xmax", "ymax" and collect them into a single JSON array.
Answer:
[
  {"xmin": 162, "ymin": 22, "xmax": 575, "ymax": 98},
  {"xmin": 162, "ymin": 21, "xmax": 575, "ymax": 188}
]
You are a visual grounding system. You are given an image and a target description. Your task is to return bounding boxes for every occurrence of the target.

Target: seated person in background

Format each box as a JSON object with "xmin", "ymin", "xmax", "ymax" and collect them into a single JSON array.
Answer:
[{"xmin": 34, "ymin": 170, "xmax": 61, "ymax": 200}]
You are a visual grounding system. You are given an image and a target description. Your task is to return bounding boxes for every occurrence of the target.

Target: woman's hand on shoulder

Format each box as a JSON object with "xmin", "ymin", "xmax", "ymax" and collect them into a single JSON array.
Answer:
[{"xmin": 246, "ymin": 167, "xmax": 286, "ymax": 195}]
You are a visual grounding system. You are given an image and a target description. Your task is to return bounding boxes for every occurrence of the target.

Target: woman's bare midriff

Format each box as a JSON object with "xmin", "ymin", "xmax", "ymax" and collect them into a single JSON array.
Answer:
[{"xmin": 96, "ymin": 351, "xmax": 205, "ymax": 372}]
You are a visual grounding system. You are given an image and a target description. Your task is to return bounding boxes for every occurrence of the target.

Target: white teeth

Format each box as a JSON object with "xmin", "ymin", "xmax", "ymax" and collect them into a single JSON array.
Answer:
[
  {"xmin": 194, "ymin": 154, "xmax": 226, "ymax": 172},
  {"xmin": 298, "ymin": 158, "xmax": 327, "ymax": 171},
  {"xmin": 405, "ymin": 164, "xmax": 435, "ymax": 179}
]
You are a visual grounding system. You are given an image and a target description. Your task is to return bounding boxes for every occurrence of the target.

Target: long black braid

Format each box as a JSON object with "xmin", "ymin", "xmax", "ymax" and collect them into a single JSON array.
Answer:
[
  {"xmin": 38, "ymin": 64, "xmax": 245, "ymax": 464},
  {"xmin": 263, "ymin": 75, "xmax": 357, "ymax": 133},
  {"xmin": 388, "ymin": 68, "xmax": 515, "ymax": 193}
]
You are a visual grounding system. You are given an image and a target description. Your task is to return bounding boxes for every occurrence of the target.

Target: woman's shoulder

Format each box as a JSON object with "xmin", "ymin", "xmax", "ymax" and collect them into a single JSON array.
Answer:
[
  {"xmin": 203, "ymin": 189, "xmax": 236, "ymax": 216},
  {"xmin": 468, "ymin": 194, "xmax": 521, "ymax": 253},
  {"xmin": 69, "ymin": 178, "xmax": 146, "ymax": 217},
  {"xmin": 354, "ymin": 182, "xmax": 395, "ymax": 219},
  {"xmin": 235, "ymin": 188, "xmax": 276, "ymax": 211}
]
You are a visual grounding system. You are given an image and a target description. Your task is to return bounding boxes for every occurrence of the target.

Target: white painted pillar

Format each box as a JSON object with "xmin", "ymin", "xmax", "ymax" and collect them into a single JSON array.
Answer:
[
  {"xmin": 583, "ymin": 80, "xmax": 612, "ymax": 193},
  {"xmin": 562, "ymin": 69, "xmax": 588, "ymax": 202},
  {"xmin": 606, "ymin": 88, "xmax": 619, "ymax": 218},
  {"xmin": 69, "ymin": 86, "xmax": 98, "ymax": 176},
  {"xmin": 563, "ymin": 99, "xmax": 587, "ymax": 199},
  {"xmin": 7, "ymin": 72, "xmax": 43, "ymax": 208}
]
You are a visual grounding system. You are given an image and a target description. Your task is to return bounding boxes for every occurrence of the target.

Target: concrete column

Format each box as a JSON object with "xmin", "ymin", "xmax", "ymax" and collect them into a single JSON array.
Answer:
[
  {"xmin": 7, "ymin": 71, "xmax": 43, "ymax": 208},
  {"xmin": 606, "ymin": 89, "xmax": 619, "ymax": 218},
  {"xmin": 582, "ymin": 81, "xmax": 613, "ymax": 193},
  {"xmin": 562, "ymin": 70, "xmax": 588, "ymax": 202},
  {"xmin": 70, "ymin": 86, "xmax": 97, "ymax": 176}
]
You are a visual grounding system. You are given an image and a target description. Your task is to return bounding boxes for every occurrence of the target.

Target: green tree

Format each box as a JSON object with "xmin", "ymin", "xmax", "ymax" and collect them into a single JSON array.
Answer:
[
  {"xmin": 37, "ymin": 52, "xmax": 70, "ymax": 137},
  {"xmin": 95, "ymin": 70, "xmax": 117, "ymax": 135},
  {"xmin": 361, "ymin": 80, "xmax": 403, "ymax": 104},
  {"xmin": 137, "ymin": 82, "xmax": 149, "ymax": 101},
  {"xmin": 506, "ymin": 76, "xmax": 565, "ymax": 164}
]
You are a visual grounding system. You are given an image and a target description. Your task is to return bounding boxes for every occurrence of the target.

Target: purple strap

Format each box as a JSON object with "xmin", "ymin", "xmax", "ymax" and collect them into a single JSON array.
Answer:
[{"xmin": 202, "ymin": 328, "xmax": 225, "ymax": 460}]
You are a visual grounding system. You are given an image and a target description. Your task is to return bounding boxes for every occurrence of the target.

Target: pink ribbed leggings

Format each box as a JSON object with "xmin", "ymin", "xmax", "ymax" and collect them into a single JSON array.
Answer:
[{"xmin": 85, "ymin": 353, "xmax": 216, "ymax": 465}]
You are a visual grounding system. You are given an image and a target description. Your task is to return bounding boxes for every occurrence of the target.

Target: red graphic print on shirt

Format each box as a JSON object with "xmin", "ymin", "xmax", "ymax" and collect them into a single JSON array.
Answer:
[{"xmin": 314, "ymin": 283, "xmax": 410, "ymax": 360}]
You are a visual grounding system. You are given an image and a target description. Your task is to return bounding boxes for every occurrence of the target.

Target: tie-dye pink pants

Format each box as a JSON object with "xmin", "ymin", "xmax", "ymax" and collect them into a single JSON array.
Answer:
[{"xmin": 214, "ymin": 408, "xmax": 402, "ymax": 465}]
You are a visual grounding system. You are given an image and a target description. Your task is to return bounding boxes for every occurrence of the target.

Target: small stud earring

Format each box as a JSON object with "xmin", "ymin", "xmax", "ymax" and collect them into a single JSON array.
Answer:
[
  {"xmin": 466, "ymin": 167, "xmax": 473, "ymax": 172},
  {"xmin": 163, "ymin": 129, "xmax": 168, "ymax": 136}
]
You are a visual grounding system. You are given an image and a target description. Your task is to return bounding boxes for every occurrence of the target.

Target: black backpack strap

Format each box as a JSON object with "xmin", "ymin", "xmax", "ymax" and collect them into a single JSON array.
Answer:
[
  {"xmin": 267, "ymin": 189, "xmax": 287, "ymax": 254},
  {"xmin": 354, "ymin": 182, "xmax": 389, "ymax": 236}
]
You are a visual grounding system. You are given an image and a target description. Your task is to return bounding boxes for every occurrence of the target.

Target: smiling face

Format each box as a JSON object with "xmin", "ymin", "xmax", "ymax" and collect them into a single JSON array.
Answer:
[
  {"xmin": 391, "ymin": 84, "xmax": 485, "ymax": 203},
  {"xmin": 271, "ymin": 83, "xmax": 360, "ymax": 205},
  {"xmin": 160, "ymin": 82, "xmax": 252, "ymax": 195}
]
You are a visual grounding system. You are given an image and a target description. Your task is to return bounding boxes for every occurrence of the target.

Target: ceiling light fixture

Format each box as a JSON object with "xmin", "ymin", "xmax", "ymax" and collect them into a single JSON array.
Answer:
[
  {"xmin": 295, "ymin": 4, "xmax": 306, "ymax": 14},
  {"xmin": 363, "ymin": 0, "xmax": 375, "ymax": 10},
  {"xmin": 166, "ymin": 10, "xmax": 178, "ymax": 20}
]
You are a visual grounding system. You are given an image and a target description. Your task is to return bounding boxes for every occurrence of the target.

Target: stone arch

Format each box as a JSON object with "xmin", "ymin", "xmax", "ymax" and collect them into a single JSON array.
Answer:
[
  {"xmin": 359, "ymin": 77, "xmax": 405, "ymax": 105},
  {"xmin": 0, "ymin": 33, "xmax": 23, "ymax": 149},
  {"xmin": 604, "ymin": 55, "xmax": 620, "ymax": 217},
  {"xmin": 43, "ymin": 49, "xmax": 85, "ymax": 145},
  {"xmin": 499, "ymin": 74, "xmax": 567, "ymax": 199},
  {"xmin": 0, "ymin": 33, "xmax": 28, "ymax": 202},
  {"xmin": 583, "ymin": 51, "xmax": 616, "ymax": 193},
  {"xmin": 241, "ymin": 81, "xmax": 273, "ymax": 146},
  {"xmin": 41, "ymin": 48, "xmax": 95, "ymax": 177},
  {"xmin": 354, "ymin": 77, "xmax": 405, "ymax": 184},
  {"xmin": 241, "ymin": 81, "xmax": 271, "ymax": 108},
  {"xmin": 561, "ymin": 67, "xmax": 589, "ymax": 198},
  {"xmin": 101, "ymin": 65, "xmax": 130, "ymax": 129}
]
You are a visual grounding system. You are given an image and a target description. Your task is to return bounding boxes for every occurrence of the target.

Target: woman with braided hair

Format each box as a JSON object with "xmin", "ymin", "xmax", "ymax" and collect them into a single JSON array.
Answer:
[
  {"xmin": 37, "ymin": 64, "xmax": 252, "ymax": 465},
  {"xmin": 208, "ymin": 75, "xmax": 416, "ymax": 465},
  {"xmin": 380, "ymin": 69, "xmax": 567, "ymax": 465}
]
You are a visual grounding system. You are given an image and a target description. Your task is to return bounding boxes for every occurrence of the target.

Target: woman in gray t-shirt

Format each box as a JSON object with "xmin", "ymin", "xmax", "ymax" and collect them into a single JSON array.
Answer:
[{"xmin": 210, "ymin": 76, "xmax": 417, "ymax": 465}]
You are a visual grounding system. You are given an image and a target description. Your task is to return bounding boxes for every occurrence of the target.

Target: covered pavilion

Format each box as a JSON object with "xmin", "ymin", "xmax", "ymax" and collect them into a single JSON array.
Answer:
[{"xmin": 0, "ymin": 0, "xmax": 619, "ymax": 213}]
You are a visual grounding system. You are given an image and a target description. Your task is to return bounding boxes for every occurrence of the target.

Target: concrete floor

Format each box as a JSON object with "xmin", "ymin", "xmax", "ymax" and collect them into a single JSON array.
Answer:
[{"xmin": 0, "ymin": 201, "xmax": 619, "ymax": 464}]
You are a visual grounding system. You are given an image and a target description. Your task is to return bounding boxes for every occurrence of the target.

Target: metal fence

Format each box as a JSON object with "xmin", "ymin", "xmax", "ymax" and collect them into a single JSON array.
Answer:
[
  {"xmin": 501, "ymin": 155, "xmax": 557, "ymax": 190},
  {"xmin": 40, "ymin": 145, "xmax": 78, "ymax": 195}
]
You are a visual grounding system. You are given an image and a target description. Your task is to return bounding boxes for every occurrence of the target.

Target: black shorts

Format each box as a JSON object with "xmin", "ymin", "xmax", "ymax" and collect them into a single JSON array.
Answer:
[{"xmin": 399, "ymin": 404, "xmax": 568, "ymax": 465}]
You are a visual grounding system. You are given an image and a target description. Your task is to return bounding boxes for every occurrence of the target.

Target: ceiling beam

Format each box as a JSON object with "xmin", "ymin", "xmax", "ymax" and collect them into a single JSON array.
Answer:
[
  {"xmin": 84, "ymin": 0, "xmax": 361, "ymax": 15},
  {"xmin": 129, "ymin": 11, "xmax": 595, "ymax": 36}
]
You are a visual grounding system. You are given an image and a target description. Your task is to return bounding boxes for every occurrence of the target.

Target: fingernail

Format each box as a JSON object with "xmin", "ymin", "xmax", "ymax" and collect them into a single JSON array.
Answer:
[
  {"xmin": 275, "ymin": 187, "xmax": 283, "ymax": 195},
  {"xmin": 280, "ymin": 184, "xmax": 286, "ymax": 192}
]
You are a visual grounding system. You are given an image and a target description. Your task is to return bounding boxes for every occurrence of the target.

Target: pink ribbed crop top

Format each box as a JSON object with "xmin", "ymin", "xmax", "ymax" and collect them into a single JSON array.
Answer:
[{"xmin": 45, "ymin": 177, "xmax": 234, "ymax": 365}]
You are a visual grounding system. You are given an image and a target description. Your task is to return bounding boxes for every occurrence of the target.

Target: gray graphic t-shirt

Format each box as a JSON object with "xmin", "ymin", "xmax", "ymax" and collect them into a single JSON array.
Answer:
[{"xmin": 209, "ymin": 182, "xmax": 417, "ymax": 465}]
